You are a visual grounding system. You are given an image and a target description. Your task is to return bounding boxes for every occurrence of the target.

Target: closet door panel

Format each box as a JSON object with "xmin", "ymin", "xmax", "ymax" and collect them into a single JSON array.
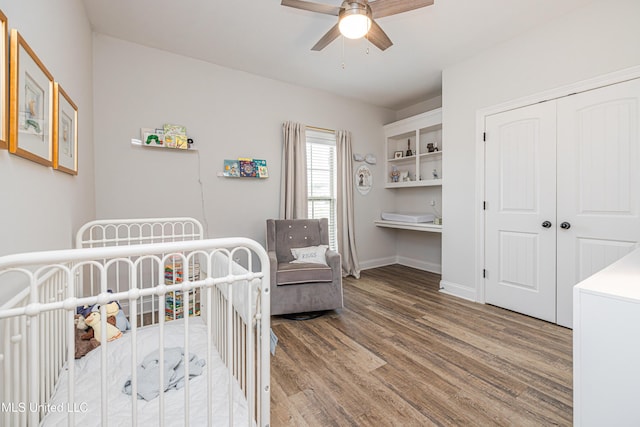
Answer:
[
  {"xmin": 485, "ymin": 102, "xmax": 557, "ymax": 322},
  {"xmin": 557, "ymin": 78, "xmax": 640, "ymax": 328},
  {"xmin": 577, "ymin": 239, "xmax": 636, "ymax": 280}
]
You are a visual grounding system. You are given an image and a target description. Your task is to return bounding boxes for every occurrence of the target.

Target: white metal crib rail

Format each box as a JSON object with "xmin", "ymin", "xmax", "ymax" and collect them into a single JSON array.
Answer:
[
  {"xmin": 0, "ymin": 238, "xmax": 270, "ymax": 427},
  {"xmin": 1, "ymin": 267, "xmax": 68, "ymax": 424},
  {"xmin": 75, "ymin": 217, "xmax": 204, "ymax": 249},
  {"xmin": 76, "ymin": 217, "xmax": 206, "ymax": 326}
]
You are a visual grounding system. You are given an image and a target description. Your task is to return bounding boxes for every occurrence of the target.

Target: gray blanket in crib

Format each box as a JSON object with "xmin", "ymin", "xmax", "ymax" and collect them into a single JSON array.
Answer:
[{"xmin": 122, "ymin": 347, "xmax": 206, "ymax": 401}]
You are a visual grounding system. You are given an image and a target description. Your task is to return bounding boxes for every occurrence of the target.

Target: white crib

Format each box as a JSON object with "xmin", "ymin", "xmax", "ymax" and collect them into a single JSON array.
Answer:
[{"xmin": 0, "ymin": 217, "xmax": 270, "ymax": 426}]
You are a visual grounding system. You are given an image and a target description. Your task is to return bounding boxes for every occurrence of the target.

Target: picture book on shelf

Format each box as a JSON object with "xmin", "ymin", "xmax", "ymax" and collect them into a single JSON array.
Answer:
[
  {"xmin": 140, "ymin": 128, "xmax": 164, "ymax": 148},
  {"xmin": 163, "ymin": 124, "xmax": 187, "ymax": 149},
  {"xmin": 163, "ymin": 124, "xmax": 186, "ymax": 136},
  {"xmin": 175, "ymin": 134, "xmax": 188, "ymax": 150},
  {"xmin": 223, "ymin": 160, "xmax": 240, "ymax": 177},
  {"xmin": 239, "ymin": 158, "xmax": 257, "ymax": 177},
  {"xmin": 254, "ymin": 159, "xmax": 268, "ymax": 178}
]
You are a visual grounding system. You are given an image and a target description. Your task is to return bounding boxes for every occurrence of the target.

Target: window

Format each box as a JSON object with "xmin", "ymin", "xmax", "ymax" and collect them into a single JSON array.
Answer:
[{"xmin": 306, "ymin": 129, "xmax": 337, "ymax": 250}]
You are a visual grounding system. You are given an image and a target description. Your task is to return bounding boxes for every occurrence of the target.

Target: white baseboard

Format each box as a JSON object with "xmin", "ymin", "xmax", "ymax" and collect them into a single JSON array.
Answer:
[
  {"xmin": 439, "ymin": 280, "xmax": 477, "ymax": 301},
  {"xmin": 396, "ymin": 256, "xmax": 441, "ymax": 274},
  {"xmin": 359, "ymin": 256, "xmax": 442, "ymax": 274},
  {"xmin": 359, "ymin": 256, "xmax": 397, "ymax": 271}
]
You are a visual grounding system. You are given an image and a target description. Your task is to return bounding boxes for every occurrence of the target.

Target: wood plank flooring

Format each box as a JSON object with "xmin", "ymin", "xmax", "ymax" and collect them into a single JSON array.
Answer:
[{"xmin": 270, "ymin": 264, "xmax": 573, "ymax": 426}]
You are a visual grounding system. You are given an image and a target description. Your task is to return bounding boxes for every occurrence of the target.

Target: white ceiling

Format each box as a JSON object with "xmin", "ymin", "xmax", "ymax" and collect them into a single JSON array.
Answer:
[{"xmin": 82, "ymin": 0, "xmax": 595, "ymax": 110}]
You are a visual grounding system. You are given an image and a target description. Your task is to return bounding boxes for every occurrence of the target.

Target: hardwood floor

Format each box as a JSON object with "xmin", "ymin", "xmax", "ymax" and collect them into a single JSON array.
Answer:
[{"xmin": 270, "ymin": 264, "xmax": 573, "ymax": 426}]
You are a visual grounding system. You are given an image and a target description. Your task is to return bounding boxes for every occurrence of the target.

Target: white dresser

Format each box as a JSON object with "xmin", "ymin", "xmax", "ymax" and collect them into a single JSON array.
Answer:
[{"xmin": 573, "ymin": 247, "xmax": 640, "ymax": 426}]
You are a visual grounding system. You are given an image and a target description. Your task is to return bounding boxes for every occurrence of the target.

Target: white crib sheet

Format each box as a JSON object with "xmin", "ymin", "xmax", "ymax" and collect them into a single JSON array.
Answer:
[{"xmin": 42, "ymin": 317, "xmax": 250, "ymax": 427}]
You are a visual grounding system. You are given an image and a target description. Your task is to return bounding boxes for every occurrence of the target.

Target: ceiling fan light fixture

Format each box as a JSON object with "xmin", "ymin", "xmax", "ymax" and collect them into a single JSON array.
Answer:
[{"xmin": 338, "ymin": 3, "xmax": 372, "ymax": 39}]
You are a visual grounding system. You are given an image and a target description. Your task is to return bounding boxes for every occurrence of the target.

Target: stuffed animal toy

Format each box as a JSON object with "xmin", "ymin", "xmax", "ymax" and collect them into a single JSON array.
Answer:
[
  {"xmin": 75, "ymin": 314, "xmax": 88, "ymax": 331},
  {"xmin": 74, "ymin": 314, "xmax": 100, "ymax": 358},
  {"xmin": 77, "ymin": 305, "xmax": 93, "ymax": 319},
  {"xmin": 74, "ymin": 327, "xmax": 100, "ymax": 359},
  {"xmin": 85, "ymin": 312, "xmax": 122, "ymax": 343},
  {"xmin": 77, "ymin": 294, "xmax": 131, "ymax": 333},
  {"xmin": 100, "ymin": 301, "xmax": 130, "ymax": 332},
  {"xmin": 79, "ymin": 311, "xmax": 117, "ymax": 340},
  {"xmin": 76, "ymin": 290, "xmax": 121, "ymax": 318}
]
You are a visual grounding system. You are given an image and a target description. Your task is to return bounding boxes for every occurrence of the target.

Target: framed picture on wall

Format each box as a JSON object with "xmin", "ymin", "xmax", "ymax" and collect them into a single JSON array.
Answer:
[
  {"xmin": 0, "ymin": 10, "xmax": 7, "ymax": 149},
  {"xmin": 53, "ymin": 83, "xmax": 78, "ymax": 175},
  {"xmin": 9, "ymin": 29, "xmax": 54, "ymax": 166},
  {"xmin": 355, "ymin": 164, "xmax": 372, "ymax": 195}
]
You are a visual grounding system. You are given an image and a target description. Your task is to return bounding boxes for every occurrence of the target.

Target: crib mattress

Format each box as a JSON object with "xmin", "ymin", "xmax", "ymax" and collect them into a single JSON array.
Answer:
[
  {"xmin": 380, "ymin": 212, "xmax": 435, "ymax": 223},
  {"xmin": 42, "ymin": 317, "xmax": 250, "ymax": 427}
]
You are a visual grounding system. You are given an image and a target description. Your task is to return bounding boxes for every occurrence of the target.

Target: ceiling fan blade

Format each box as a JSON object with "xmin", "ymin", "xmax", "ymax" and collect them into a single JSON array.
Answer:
[
  {"xmin": 281, "ymin": 0, "xmax": 340, "ymax": 16},
  {"xmin": 369, "ymin": 0, "xmax": 434, "ymax": 19},
  {"xmin": 311, "ymin": 23, "xmax": 341, "ymax": 51},
  {"xmin": 367, "ymin": 20, "xmax": 393, "ymax": 51}
]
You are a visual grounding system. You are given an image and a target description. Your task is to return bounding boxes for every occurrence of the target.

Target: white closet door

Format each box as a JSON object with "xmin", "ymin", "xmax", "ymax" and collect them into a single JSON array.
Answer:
[
  {"xmin": 484, "ymin": 102, "xmax": 557, "ymax": 322},
  {"xmin": 556, "ymin": 78, "xmax": 640, "ymax": 328}
]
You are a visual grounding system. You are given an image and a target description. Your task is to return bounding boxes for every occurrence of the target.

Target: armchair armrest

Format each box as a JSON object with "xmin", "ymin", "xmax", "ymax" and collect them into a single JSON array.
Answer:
[
  {"xmin": 267, "ymin": 250, "xmax": 278, "ymax": 272},
  {"xmin": 325, "ymin": 249, "xmax": 342, "ymax": 276}
]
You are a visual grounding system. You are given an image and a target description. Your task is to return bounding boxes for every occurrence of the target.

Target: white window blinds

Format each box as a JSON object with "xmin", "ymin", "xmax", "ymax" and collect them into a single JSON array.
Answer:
[{"xmin": 306, "ymin": 129, "xmax": 337, "ymax": 250}]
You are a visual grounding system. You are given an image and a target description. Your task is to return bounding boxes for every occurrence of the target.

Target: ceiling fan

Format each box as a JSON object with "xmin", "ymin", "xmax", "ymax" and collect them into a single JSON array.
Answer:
[{"xmin": 281, "ymin": 0, "xmax": 434, "ymax": 51}]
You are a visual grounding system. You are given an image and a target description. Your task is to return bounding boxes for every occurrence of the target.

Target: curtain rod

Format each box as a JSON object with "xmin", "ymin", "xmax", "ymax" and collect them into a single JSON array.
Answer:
[{"xmin": 306, "ymin": 125, "xmax": 335, "ymax": 133}]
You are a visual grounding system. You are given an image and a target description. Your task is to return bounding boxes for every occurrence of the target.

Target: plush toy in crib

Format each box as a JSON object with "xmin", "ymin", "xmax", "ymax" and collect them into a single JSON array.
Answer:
[
  {"xmin": 77, "ymin": 297, "xmax": 131, "ymax": 334},
  {"xmin": 77, "ymin": 304, "xmax": 118, "ymax": 340},
  {"xmin": 75, "ymin": 313, "xmax": 89, "ymax": 331},
  {"xmin": 104, "ymin": 302, "xmax": 131, "ymax": 332},
  {"xmin": 73, "ymin": 315, "xmax": 101, "ymax": 359},
  {"xmin": 85, "ymin": 311, "xmax": 123, "ymax": 343},
  {"xmin": 100, "ymin": 301, "xmax": 127, "ymax": 331}
]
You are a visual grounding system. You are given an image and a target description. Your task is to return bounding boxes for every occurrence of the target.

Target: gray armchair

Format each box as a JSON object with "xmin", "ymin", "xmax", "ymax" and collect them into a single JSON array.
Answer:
[{"xmin": 266, "ymin": 218, "xmax": 343, "ymax": 316}]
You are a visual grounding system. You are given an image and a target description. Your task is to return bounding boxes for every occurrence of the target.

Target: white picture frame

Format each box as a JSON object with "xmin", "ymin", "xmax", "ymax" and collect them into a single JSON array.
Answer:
[{"xmin": 355, "ymin": 164, "xmax": 372, "ymax": 195}]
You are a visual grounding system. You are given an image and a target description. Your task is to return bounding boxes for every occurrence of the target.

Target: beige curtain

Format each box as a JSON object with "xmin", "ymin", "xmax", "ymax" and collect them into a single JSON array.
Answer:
[
  {"xmin": 336, "ymin": 130, "xmax": 361, "ymax": 278},
  {"xmin": 280, "ymin": 121, "xmax": 308, "ymax": 219}
]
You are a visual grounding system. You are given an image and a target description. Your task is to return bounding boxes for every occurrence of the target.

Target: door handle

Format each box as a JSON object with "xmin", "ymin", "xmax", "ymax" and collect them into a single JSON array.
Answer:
[
  {"xmin": 542, "ymin": 221, "xmax": 552, "ymax": 228},
  {"xmin": 560, "ymin": 222, "xmax": 571, "ymax": 230}
]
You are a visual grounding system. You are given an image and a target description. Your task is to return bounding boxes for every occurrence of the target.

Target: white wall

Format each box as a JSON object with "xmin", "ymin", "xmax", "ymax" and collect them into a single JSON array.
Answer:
[
  {"xmin": 441, "ymin": 0, "xmax": 640, "ymax": 299},
  {"xmin": 396, "ymin": 95, "xmax": 442, "ymax": 121},
  {"xmin": 0, "ymin": 0, "xmax": 94, "ymax": 253},
  {"xmin": 0, "ymin": 0, "xmax": 94, "ymax": 297},
  {"xmin": 93, "ymin": 34, "xmax": 398, "ymax": 266},
  {"xmin": 393, "ymin": 186, "xmax": 442, "ymax": 273}
]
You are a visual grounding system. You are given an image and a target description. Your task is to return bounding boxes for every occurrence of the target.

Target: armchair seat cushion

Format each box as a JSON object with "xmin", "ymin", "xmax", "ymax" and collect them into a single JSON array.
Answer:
[{"xmin": 276, "ymin": 262, "xmax": 333, "ymax": 286}]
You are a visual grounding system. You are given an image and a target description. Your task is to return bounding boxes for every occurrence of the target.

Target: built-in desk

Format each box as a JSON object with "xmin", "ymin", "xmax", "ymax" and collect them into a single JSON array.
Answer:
[
  {"xmin": 573, "ymin": 247, "xmax": 640, "ymax": 426},
  {"xmin": 374, "ymin": 220, "xmax": 442, "ymax": 233}
]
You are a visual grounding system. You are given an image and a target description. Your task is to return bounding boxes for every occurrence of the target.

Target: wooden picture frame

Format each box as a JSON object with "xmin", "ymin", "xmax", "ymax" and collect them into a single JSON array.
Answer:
[
  {"xmin": 0, "ymin": 10, "xmax": 7, "ymax": 149},
  {"xmin": 53, "ymin": 83, "xmax": 78, "ymax": 175},
  {"xmin": 9, "ymin": 29, "xmax": 54, "ymax": 166}
]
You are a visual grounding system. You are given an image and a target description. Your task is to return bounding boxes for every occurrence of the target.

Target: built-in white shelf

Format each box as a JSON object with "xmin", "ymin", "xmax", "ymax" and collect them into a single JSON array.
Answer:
[
  {"xmin": 374, "ymin": 220, "xmax": 442, "ymax": 233},
  {"xmin": 419, "ymin": 151, "xmax": 442, "ymax": 158},
  {"xmin": 384, "ymin": 109, "xmax": 443, "ymax": 189},
  {"xmin": 387, "ymin": 152, "xmax": 444, "ymax": 164},
  {"xmin": 385, "ymin": 179, "xmax": 442, "ymax": 188},
  {"xmin": 131, "ymin": 138, "xmax": 198, "ymax": 151},
  {"xmin": 388, "ymin": 155, "xmax": 416, "ymax": 163}
]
